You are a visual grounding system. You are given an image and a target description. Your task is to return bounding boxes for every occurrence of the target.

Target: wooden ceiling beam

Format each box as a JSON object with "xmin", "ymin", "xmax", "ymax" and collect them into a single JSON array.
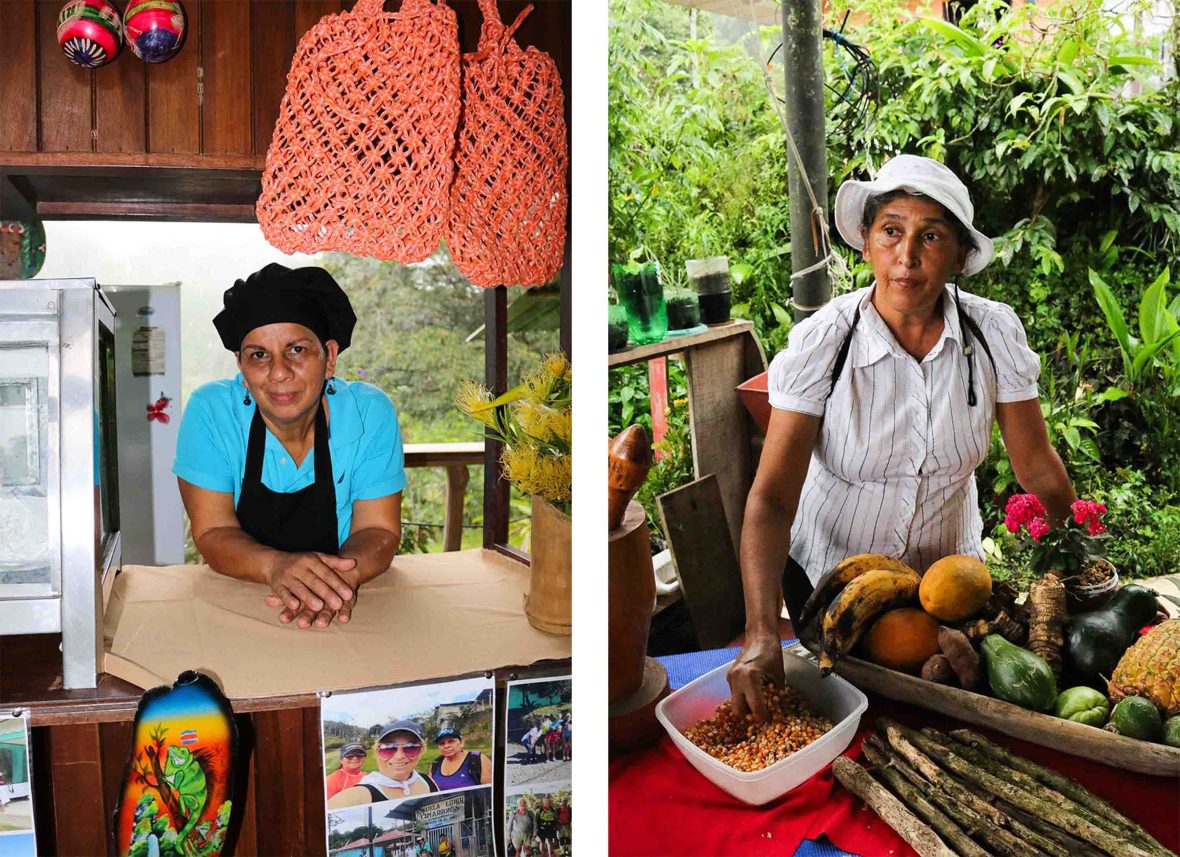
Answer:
[{"xmin": 35, "ymin": 201, "xmax": 258, "ymax": 223}]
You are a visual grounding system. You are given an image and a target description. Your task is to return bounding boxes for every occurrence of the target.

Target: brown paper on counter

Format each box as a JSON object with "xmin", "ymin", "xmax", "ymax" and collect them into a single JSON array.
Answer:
[{"xmin": 103, "ymin": 549, "xmax": 570, "ymax": 699}]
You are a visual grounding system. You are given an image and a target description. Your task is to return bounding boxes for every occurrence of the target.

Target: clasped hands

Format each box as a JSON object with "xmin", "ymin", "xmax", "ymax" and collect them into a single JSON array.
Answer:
[{"xmin": 263, "ymin": 551, "xmax": 360, "ymax": 630}]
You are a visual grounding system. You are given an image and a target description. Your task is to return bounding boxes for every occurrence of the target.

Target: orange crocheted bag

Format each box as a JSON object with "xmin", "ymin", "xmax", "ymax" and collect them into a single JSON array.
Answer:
[
  {"xmin": 257, "ymin": 0, "xmax": 459, "ymax": 263},
  {"xmin": 446, "ymin": 0, "xmax": 568, "ymax": 287}
]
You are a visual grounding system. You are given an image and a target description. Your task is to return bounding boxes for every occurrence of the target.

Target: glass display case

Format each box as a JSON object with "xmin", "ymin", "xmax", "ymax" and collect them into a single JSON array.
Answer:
[{"xmin": 0, "ymin": 279, "xmax": 120, "ymax": 688}]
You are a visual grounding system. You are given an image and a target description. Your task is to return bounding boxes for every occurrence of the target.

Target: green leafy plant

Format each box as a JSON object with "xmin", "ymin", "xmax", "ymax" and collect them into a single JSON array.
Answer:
[{"xmin": 1089, "ymin": 267, "xmax": 1180, "ymax": 389}]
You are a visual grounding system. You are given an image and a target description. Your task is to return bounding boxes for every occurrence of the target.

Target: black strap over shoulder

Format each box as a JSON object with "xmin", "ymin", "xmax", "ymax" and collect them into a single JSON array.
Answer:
[
  {"xmin": 825, "ymin": 288, "xmax": 994, "ymax": 407},
  {"xmin": 827, "ymin": 304, "xmax": 862, "ymax": 400}
]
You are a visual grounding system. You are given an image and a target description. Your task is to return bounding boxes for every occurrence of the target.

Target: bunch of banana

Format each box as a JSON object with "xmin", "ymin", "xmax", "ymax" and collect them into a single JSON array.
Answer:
[{"xmin": 797, "ymin": 554, "xmax": 920, "ymax": 676}]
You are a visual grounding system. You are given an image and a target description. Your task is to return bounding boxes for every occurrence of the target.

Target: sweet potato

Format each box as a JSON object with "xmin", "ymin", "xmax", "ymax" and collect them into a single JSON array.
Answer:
[{"xmin": 938, "ymin": 626, "xmax": 981, "ymax": 690}]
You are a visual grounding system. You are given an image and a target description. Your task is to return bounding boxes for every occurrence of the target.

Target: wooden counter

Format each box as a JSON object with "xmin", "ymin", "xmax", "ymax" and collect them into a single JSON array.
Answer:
[{"xmin": 0, "ymin": 551, "xmax": 570, "ymax": 856}]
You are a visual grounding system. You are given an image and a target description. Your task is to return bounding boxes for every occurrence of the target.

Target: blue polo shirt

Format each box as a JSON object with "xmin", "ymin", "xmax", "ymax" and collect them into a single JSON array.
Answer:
[{"xmin": 172, "ymin": 376, "xmax": 406, "ymax": 548}]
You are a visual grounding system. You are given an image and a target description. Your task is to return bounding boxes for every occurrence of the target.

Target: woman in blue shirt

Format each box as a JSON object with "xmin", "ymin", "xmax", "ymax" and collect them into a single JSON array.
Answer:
[{"xmin": 173, "ymin": 264, "xmax": 406, "ymax": 630}]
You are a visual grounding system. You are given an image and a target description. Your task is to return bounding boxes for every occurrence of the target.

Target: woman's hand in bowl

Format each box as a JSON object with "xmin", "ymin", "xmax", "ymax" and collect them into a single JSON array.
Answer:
[{"xmin": 727, "ymin": 633, "xmax": 785, "ymax": 721}]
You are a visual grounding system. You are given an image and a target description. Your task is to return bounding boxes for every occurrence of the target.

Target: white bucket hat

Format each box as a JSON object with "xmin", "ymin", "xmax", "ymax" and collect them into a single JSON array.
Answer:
[{"xmin": 834, "ymin": 154, "xmax": 995, "ymax": 276}]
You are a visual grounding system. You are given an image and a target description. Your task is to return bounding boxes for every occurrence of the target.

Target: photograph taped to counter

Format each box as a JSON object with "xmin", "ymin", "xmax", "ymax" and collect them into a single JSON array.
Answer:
[
  {"xmin": 328, "ymin": 787, "xmax": 494, "ymax": 857},
  {"xmin": 0, "ymin": 712, "xmax": 36, "ymax": 857},
  {"xmin": 504, "ymin": 677, "xmax": 571, "ymax": 791},
  {"xmin": 504, "ymin": 787, "xmax": 571, "ymax": 857},
  {"xmin": 322, "ymin": 675, "xmax": 495, "ymax": 817}
]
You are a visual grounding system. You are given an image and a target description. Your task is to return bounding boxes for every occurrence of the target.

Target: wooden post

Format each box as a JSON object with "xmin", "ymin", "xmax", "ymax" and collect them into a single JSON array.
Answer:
[
  {"xmin": 444, "ymin": 465, "xmax": 470, "ymax": 552},
  {"xmin": 483, "ymin": 286, "xmax": 509, "ymax": 548},
  {"xmin": 560, "ymin": 220, "xmax": 572, "ymax": 357},
  {"xmin": 782, "ymin": 0, "xmax": 830, "ymax": 321}
]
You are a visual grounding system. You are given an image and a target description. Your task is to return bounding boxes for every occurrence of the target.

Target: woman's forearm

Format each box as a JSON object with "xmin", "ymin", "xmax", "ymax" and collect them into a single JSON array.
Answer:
[
  {"xmin": 1017, "ymin": 447, "xmax": 1076, "ymax": 524},
  {"xmin": 339, "ymin": 526, "xmax": 400, "ymax": 584},
  {"xmin": 195, "ymin": 527, "xmax": 282, "ymax": 585},
  {"xmin": 739, "ymin": 490, "xmax": 794, "ymax": 638}
]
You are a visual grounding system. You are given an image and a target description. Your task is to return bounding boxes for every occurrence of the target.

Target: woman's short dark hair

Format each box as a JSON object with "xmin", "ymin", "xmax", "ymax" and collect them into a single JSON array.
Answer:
[{"xmin": 860, "ymin": 189, "xmax": 978, "ymax": 253}]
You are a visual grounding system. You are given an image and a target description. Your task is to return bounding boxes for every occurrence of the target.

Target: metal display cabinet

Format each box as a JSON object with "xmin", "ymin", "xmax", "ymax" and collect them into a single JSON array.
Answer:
[{"xmin": 0, "ymin": 279, "xmax": 120, "ymax": 688}]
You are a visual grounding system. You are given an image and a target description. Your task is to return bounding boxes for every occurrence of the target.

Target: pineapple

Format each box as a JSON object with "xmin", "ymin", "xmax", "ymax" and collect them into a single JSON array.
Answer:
[{"xmin": 1108, "ymin": 619, "xmax": 1180, "ymax": 717}]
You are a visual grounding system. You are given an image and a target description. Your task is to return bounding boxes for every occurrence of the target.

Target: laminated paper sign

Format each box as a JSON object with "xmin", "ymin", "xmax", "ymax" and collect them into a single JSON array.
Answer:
[
  {"xmin": 502, "ymin": 676, "xmax": 572, "ymax": 857},
  {"xmin": 0, "ymin": 710, "xmax": 36, "ymax": 857},
  {"xmin": 131, "ymin": 325, "xmax": 166, "ymax": 376},
  {"xmin": 321, "ymin": 675, "xmax": 497, "ymax": 857}
]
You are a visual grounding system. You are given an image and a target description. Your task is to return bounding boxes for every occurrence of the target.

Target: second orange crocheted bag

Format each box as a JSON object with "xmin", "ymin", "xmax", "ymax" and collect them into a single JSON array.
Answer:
[
  {"xmin": 446, "ymin": 0, "xmax": 568, "ymax": 288},
  {"xmin": 257, "ymin": 0, "xmax": 459, "ymax": 263}
]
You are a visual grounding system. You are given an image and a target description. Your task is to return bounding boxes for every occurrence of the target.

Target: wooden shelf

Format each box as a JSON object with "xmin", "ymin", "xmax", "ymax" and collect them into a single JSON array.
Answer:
[
  {"xmin": 0, "ymin": 152, "xmax": 265, "ymax": 174},
  {"xmin": 608, "ymin": 319, "xmax": 756, "ymax": 368}
]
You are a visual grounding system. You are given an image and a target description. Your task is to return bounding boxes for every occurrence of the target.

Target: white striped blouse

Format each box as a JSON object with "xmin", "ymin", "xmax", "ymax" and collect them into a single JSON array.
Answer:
[{"xmin": 767, "ymin": 284, "xmax": 1041, "ymax": 582}]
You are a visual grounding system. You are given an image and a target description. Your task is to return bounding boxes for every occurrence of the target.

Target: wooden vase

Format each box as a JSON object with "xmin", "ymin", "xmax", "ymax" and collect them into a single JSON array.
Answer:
[
  {"xmin": 526, "ymin": 495, "xmax": 572, "ymax": 635},
  {"xmin": 609, "ymin": 500, "xmax": 656, "ymax": 703}
]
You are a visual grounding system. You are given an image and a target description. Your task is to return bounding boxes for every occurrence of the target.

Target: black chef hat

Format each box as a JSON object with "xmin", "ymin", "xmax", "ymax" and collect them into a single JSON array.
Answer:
[{"xmin": 213, "ymin": 263, "xmax": 356, "ymax": 354}]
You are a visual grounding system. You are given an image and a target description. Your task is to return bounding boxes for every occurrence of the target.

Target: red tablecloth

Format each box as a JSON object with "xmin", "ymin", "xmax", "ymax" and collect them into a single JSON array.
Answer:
[{"xmin": 609, "ymin": 696, "xmax": 1180, "ymax": 857}]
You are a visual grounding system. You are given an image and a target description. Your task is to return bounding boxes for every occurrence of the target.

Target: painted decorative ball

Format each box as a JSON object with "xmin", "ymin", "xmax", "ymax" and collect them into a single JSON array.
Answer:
[
  {"xmin": 57, "ymin": 0, "xmax": 123, "ymax": 69},
  {"xmin": 123, "ymin": 0, "xmax": 185, "ymax": 63},
  {"xmin": 0, "ymin": 220, "xmax": 47, "ymax": 280}
]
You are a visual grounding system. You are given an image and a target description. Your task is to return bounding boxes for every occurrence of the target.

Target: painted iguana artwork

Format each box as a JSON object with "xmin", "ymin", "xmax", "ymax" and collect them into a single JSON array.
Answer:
[
  {"xmin": 163, "ymin": 745, "xmax": 208, "ymax": 844},
  {"xmin": 114, "ymin": 672, "xmax": 237, "ymax": 857}
]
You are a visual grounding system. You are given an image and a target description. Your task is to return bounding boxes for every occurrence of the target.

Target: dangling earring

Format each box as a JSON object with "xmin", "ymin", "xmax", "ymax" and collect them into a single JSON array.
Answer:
[
  {"xmin": 243, "ymin": 390, "xmax": 252, "ymax": 406},
  {"xmin": 326, "ymin": 377, "xmax": 337, "ymax": 395}
]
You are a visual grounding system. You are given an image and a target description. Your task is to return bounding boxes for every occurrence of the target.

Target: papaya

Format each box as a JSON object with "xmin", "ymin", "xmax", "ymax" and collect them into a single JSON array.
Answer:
[{"xmin": 920, "ymin": 555, "xmax": 992, "ymax": 622}]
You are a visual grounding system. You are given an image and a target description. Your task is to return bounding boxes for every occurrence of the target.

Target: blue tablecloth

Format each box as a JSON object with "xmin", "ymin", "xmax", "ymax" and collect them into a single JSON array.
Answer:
[{"xmin": 655, "ymin": 643, "xmax": 859, "ymax": 857}]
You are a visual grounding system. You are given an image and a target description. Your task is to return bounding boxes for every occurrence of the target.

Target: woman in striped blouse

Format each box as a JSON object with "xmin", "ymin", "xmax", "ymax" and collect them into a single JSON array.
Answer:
[{"xmin": 728, "ymin": 155, "xmax": 1077, "ymax": 720}]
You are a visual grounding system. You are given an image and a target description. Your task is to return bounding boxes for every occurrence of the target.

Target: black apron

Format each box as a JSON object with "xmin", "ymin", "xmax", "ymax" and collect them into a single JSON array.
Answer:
[
  {"xmin": 782, "ymin": 556, "xmax": 815, "ymax": 630},
  {"xmin": 236, "ymin": 399, "xmax": 339, "ymax": 554}
]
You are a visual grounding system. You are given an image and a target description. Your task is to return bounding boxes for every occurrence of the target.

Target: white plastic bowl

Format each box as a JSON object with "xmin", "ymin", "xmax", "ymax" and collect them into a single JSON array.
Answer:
[{"xmin": 655, "ymin": 642, "xmax": 868, "ymax": 805}]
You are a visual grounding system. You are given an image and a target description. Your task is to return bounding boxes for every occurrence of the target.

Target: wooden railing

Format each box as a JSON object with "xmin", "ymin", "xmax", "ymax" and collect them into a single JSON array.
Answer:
[{"xmin": 404, "ymin": 442, "xmax": 484, "ymax": 551}]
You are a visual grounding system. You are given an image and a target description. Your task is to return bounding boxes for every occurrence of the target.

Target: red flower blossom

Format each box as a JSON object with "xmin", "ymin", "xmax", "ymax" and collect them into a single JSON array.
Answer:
[
  {"xmin": 1005, "ymin": 494, "xmax": 1046, "ymax": 531},
  {"xmin": 1027, "ymin": 516, "xmax": 1050, "ymax": 543}
]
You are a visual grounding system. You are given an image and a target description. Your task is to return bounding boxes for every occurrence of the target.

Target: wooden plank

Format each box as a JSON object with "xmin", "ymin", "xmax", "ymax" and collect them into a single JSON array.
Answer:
[
  {"xmin": 493, "ymin": 543, "xmax": 531, "ymax": 566},
  {"xmin": 0, "ymin": 0, "xmax": 38, "ymax": 151},
  {"xmin": 38, "ymin": 200, "xmax": 258, "ymax": 220},
  {"xmin": 404, "ymin": 442, "xmax": 485, "ymax": 467},
  {"xmin": 47, "ymin": 723, "xmax": 110, "ymax": 856},
  {"xmin": 38, "ymin": 0, "xmax": 93, "ymax": 152},
  {"xmin": 201, "ymin": 0, "xmax": 253, "ymax": 155},
  {"xmin": 251, "ymin": 0, "xmax": 296, "ymax": 156},
  {"xmin": 99, "ymin": 719, "xmax": 134, "ymax": 853},
  {"xmin": 684, "ymin": 328, "xmax": 764, "ymax": 553},
  {"xmin": 28, "ymin": 726, "xmax": 58, "ymax": 854},
  {"xmin": 0, "ymin": 151, "xmax": 263, "ymax": 170},
  {"xmin": 657, "ymin": 475, "xmax": 745, "ymax": 649},
  {"xmin": 251, "ymin": 708, "xmax": 306, "ymax": 855},
  {"xmin": 294, "ymin": 0, "xmax": 342, "ymax": 45},
  {"xmin": 444, "ymin": 466, "xmax": 471, "ymax": 551},
  {"xmin": 145, "ymin": 0, "xmax": 200, "ymax": 154},
  {"xmin": 800, "ymin": 644, "xmax": 1180, "ymax": 777},
  {"xmin": 608, "ymin": 319, "xmax": 756, "ymax": 367},
  {"xmin": 302, "ymin": 705, "xmax": 326, "ymax": 850},
  {"xmin": 229, "ymin": 713, "xmax": 259, "ymax": 856},
  {"xmin": 483, "ymin": 286, "xmax": 509, "ymax": 548},
  {"xmin": 94, "ymin": 48, "xmax": 145, "ymax": 152}
]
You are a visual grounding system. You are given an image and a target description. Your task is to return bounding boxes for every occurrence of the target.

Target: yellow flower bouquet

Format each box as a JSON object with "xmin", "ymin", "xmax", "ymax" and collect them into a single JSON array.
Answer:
[{"xmin": 457, "ymin": 353, "xmax": 572, "ymax": 513}]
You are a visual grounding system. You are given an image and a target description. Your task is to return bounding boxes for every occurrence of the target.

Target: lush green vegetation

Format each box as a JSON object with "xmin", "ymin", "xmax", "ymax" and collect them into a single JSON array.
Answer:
[
  {"xmin": 609, "ymin": 0, "xmax": 1180, "ymax": 580},
  {"xmin": 328, "ymin": 251, "xmax": 558, "ymax": 552}
]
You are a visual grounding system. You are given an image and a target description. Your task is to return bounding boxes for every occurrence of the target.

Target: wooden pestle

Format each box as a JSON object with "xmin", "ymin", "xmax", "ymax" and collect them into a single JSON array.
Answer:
[{"xmin": 608, "ymin": 425, "xmax": 652, "ymax": 531}]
